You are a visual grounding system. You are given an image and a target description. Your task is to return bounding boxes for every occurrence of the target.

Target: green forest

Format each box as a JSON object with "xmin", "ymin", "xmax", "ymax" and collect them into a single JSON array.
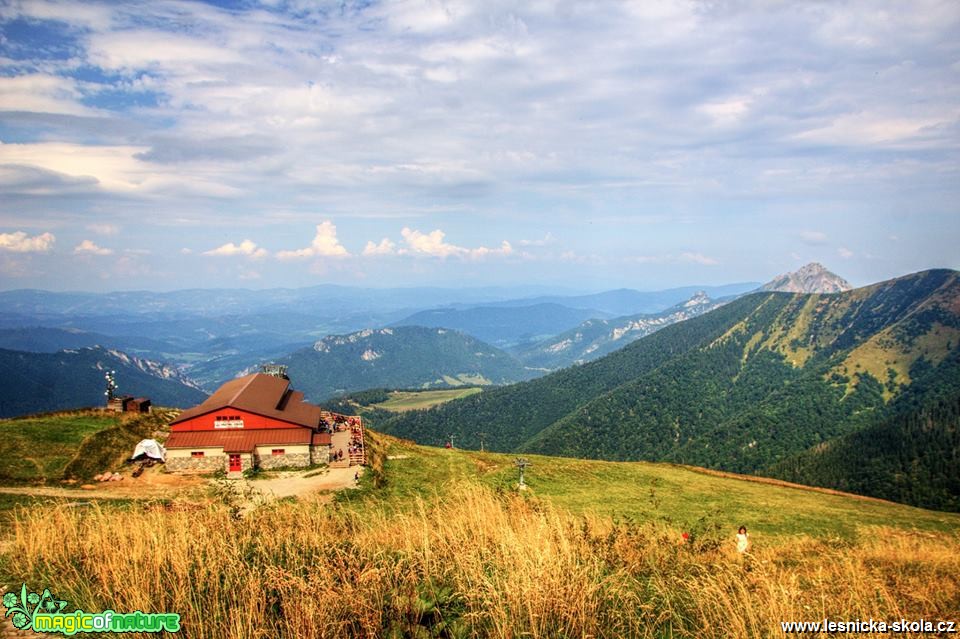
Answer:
[{"xmin": 378, "ymin": 269, "xmax": 960, "ymax": 511}]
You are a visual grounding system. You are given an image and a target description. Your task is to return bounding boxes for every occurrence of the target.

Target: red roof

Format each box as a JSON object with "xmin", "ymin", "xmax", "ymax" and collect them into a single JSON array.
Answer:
[
  {"xmin": 170, "ymin": 373, "xmax": 323, "ymax": 429},
  {"xmin": 166, "ymin": 428, "xmax": 311, "ymax": 453}
]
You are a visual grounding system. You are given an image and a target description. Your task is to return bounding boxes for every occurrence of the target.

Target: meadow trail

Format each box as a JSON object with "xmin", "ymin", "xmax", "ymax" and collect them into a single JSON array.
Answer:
[{"xmin": 0, "ymin": 466, "xmax": 361, "ymax": 504}]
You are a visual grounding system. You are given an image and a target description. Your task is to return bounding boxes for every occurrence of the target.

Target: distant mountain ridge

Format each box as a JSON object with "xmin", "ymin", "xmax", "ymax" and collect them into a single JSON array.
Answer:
[
  {"xmin": 379, "ymin": 268, "xmax": 960, "ymax": 511},
  {"xmin": 0, "ymin": 346, "xmax": 208, "ymax": 418},
  {"xmin": 392, "ymin": 303, "xmax": 609, "ymax": 348},
  {"xmin": 761, "ymin": 262, "xmax": 852, "ymax": 293},
  {"xmin": 473, "ymin": 282, "xmax": 760, "ymax": 315},
  {"xmin": 279, "ymin": 326, "xmax": 534, "ymax": 401},
  {"xmin": 517, "ymin": 291, "xmax": 725, "ymax": 370}
]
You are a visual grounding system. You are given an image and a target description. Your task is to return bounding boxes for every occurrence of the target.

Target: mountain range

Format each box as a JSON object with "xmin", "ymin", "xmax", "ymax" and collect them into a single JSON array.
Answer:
[
  {"xmin": 0, "ymin": 346, "xmax": 208, "ymax": 418},
  {"xmin": 516, "ymin": 291, "xmax": 725, "ymax": 370},
  {"xmin": 378, "ymin": 268, "xmax": 960, "ymax": 511},
  {"xmin": 393, "ymin": 303, "xmax": 611, "ymax": 348},
  {"xmin": 278, "ymin": 326, "xmax": 536, "ymax": 402},
  {"xmin": 512, "ymin": 264, "xmax": 851, "ymax": 370}
]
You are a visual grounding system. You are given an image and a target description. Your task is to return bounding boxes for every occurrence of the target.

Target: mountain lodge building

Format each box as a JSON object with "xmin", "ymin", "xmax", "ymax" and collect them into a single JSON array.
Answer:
[{"xmin": 165, "ymin": 370, "xmax": 364, "ymax": 474}]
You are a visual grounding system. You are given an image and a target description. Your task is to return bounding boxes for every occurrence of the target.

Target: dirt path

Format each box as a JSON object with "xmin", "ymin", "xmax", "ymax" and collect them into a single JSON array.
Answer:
[
  {"xmin": 248, "ymin": 466, "xmax": 362, "ymax": 500},
  {"xmin": 0, "ymin": 467, "xmax": 206, "ymax": 501},
  {"xmin": 0, "ymin": 466, "xmax": 362, "ymax": 504},
  {"xmin": 0, "ymin": 485, "xmax": 138, "ymax": 500}
]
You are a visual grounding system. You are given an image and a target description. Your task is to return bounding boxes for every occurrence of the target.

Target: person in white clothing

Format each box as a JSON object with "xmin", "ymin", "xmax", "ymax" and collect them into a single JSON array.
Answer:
[{"xmin": 736, "ymin": 526, "xmax": 750, "ymax": 554}]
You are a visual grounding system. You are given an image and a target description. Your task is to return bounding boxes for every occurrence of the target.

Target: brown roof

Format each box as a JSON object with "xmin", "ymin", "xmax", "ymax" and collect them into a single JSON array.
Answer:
[
  {"xmin": 170, "ymin": 373, "xmax": 323, "ymax": 428},
  {"xmin": 166, "ymin": 428, "xmax": 312, "ymax": 453},
  {"xmin": 312, "ymin": 432, "xmax": 331, "ymax": 446}
]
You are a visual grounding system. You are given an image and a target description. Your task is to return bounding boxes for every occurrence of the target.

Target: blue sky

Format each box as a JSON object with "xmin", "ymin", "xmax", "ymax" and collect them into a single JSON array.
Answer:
[{"xmin": 0, "ymin": 0, "xmax": 958, "ymax": 292}]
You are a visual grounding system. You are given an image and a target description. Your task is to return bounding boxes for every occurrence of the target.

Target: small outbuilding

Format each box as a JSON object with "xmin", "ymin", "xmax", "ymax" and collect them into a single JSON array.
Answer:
[{"xmin": 130, "ymin": 439, "xmax": 166, "ymax": 463}]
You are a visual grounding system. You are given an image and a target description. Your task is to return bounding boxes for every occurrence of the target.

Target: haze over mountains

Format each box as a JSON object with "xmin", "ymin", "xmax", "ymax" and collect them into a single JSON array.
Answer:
[
  {"xmin": 0, "ymin": 264, "xmax": 852, "ymax": 415},
  {"xmin": 0, "ymin": 278, "xmax": 768, "ymax": 393},
  {"xmin": 393, "ymin": 304, "xmax": 609, "ymax": 349}
]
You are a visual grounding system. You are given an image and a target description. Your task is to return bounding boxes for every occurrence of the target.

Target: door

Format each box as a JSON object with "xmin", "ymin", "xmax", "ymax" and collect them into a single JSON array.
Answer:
[{"xmin": 228, "ymin": 454, "xmax": 241, "ymax": 472}]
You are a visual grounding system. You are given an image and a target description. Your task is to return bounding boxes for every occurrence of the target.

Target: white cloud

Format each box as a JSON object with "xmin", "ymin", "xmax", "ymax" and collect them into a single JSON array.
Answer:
[
  {"xmin": 74, "ymin": 239, "xmax": 114, "ymax": 256},
  {"xmin": 0, "ymin": 74, "xmax": 95, "ymax": 117},
  {"xmin": 0, "ymin": 0, "xmax": 957, "ymax": 287},
  {"xmin": 518, "ymin": 233, "xmax": 556, "ymax": 247},
  {"xmin": 0, "ymin": 142, "xmax": 241, "ymax": 197},
  {"xmin": 799, "ymin": 230, "xmax": 828, "ymax": 245},
  {"xmin": 0, "ymin": 231, "xmax": 56, "ymax": 253},
  {"xmin": 794, "ymin": 112, "xmax": 951, "ymax": 148},
  {"xmin": 400, "ymin": 228, "xmax": 465, "ymax": 258},
  {"xmin": 362, "ymin": 238, "xmax": 397, "ymax": 256},
  {"xmin": 838, "ymin": 247, "xmax": 854, "ymax": 259},
  {"xmin": 276, "ymin": 221, "xmax": 350, "ymax": 259},
  {"xmin": 398, "ymin": 227, "xmax": 513, "ymax": 260},
  {"xmin": 203, "ymin": 239, "xmax": 268, "ymax": 259},
  {"xmin": 698, "ymin": 97, "xmax": 752, "ymax": 127},
  {"xmin": 679, "ymin": 252, "xmax": 720, "ymax": 266},
  {"xmin": 87, "ymin": 223, "xmax": 120, "ymax": 236},
  {"xmin": 87, "ymin": 30, "xmax": 243, "ymax": 73},
  {"xmin": 625, "ymin": 252, "xmax": 720, "ymax": 266}
]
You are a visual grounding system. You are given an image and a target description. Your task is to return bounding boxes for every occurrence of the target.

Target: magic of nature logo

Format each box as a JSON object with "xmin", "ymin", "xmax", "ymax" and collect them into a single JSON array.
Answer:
[{"xmin": 3, "ymin": 584, "xmax": 180, "ymax": 635}]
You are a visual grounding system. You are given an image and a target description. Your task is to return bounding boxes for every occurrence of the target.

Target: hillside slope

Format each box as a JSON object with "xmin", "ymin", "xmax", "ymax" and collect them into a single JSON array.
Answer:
[
  {"xmin": 770, "ymin": 354, "xmax": 960, "ymax": 512},
  {"xmin": 380, "ymin": 269, "xmax": 960, "ymax": 508},
  {"xmin": 280, "ymin": 326, "xmax": 534, "ymax": 401},
  {"xmin": 0, "ymin": 346, "xmax": 208, "ymax": 418}
]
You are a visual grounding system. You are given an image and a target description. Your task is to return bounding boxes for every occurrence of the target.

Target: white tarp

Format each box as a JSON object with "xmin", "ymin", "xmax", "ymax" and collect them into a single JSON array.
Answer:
[{"xmin": 131, "ymin": 439, "xmax": 166, "ymax": 462}]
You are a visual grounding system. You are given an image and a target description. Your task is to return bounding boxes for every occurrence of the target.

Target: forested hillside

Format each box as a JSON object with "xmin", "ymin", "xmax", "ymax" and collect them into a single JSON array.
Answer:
[
  {"xmin": 377, "ymin": 296, "xmax": 770, "ymax": 449},
  {"xmin": 379, "ymin": 269, "xmax": 960, "ymax": 509},
  {"xmin": 771, "ymin": 349, "xmax": 960, "ymax": 511},
  {"xmin": 281, "ymin": 326, "xmax": 534, "ymax": 402}
]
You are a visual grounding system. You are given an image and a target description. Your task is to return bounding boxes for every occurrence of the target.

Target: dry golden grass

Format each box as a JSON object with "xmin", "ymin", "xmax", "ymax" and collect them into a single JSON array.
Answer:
[{"xmin": 4, "ymin": 484, "xmax": 959, "ymax": 638}]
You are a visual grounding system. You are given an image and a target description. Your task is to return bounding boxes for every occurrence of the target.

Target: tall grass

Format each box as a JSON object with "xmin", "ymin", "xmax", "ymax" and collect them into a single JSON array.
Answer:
[{"xmin": 5, "ymin": 484, "xmax": 958, "ymax": 638}]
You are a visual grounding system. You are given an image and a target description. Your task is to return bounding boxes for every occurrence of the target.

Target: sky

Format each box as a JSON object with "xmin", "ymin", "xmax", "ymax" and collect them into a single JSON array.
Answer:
[{"xmin": 0, "ymin": 0, "xmax": 958, "ymax": 292}]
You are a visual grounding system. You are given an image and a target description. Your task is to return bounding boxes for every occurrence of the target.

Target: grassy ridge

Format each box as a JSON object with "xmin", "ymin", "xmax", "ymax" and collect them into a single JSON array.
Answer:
[{"xmin": 350, "ymin": 434, "xmax": 960, "ymax": 539}]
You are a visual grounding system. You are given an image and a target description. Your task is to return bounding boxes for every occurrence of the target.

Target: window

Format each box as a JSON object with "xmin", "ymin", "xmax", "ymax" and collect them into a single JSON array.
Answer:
[
  {"xmin": 271, "ymin": 449, "xmax": 285, "ymax": 456},
  {"xmin": 191, "ymin": 451, "xmax": 204, "ymax": 458}
]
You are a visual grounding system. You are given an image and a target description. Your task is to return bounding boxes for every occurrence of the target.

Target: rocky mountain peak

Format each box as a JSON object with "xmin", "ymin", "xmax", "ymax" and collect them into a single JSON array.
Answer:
[{"xmin": 761, "ymin": 263, "xmax": 852, "ymax": 294}]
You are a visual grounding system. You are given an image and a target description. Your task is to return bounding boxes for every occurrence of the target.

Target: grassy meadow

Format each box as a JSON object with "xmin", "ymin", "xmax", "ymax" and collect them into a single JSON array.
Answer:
[
  {"xmin": 2, "ymin": 429, "xmax": 958, "ymax": 638},
  {"xmin": 0, "ymin": 409, "xmax": 176, "ymax": 483},
  {"xmin": 0, "ymin": 411, "xmax": 119, "ymax": 482},
  {"xmin": 346, "ymin": 432, "xmax": 960, "ymax": 539},
  {"xmin": 371, "ymin": 388, "xmax": 484, "ymax": 412}
]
